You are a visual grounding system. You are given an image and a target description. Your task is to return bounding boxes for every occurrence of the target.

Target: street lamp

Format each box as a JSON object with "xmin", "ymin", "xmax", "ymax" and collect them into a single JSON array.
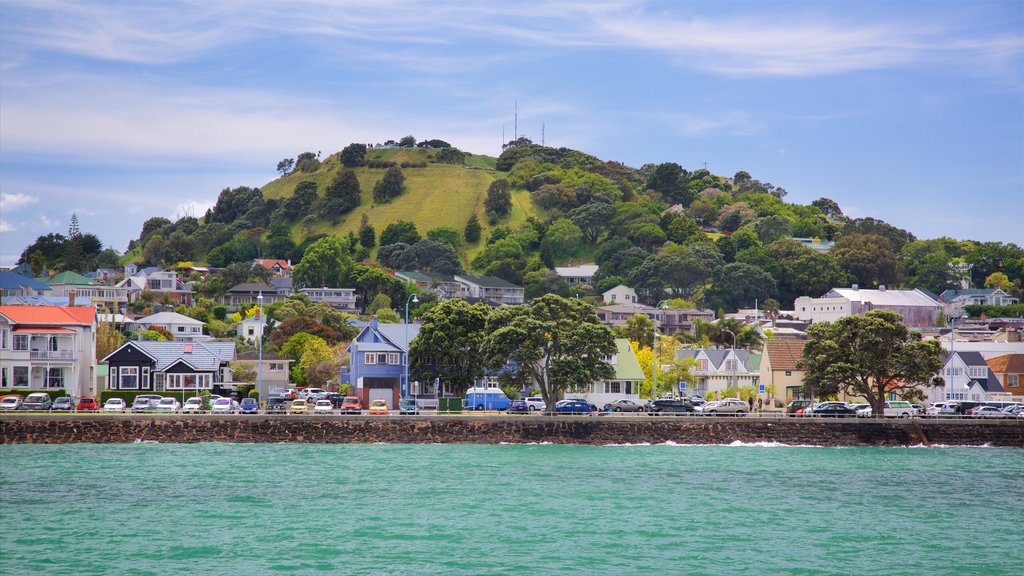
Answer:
[
  {"xmin": 403, "ymin": 294, "xmax": 419, "ymax": 401},
  {"xmin": 652, "ymin": 300, "xmax": 669, "ymax": 402},
  {"xmin": 257, "ymin": 292, "xmax": 264, "ymax": 409},
  {"xmin": 722, "ymin": 328, "xmax": 737, "ymax": 399}
]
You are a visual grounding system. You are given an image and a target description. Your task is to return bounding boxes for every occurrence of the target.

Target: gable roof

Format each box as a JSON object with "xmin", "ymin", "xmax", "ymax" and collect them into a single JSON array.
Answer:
[
  {"xmin": 612, "ymin": 339, "xmax": 645, "ymax": 380},
  {"xmin": 0, "ymin": 271, "xmax": 51, "ymax": 292},
  {"xmin": 940, "ymin": 288, "xmax": 1006, "ymax": 300},
  {"xmin": 602, "ymin": 284, "xmax": 636, "ymax": 296},
  {"xmin": 0, "ymin": 305, "xmax": 95, "ymax": 325},
  {"xmin": 764, "ymin": 340, "xmax": 806, "ymax": 372},
  {"xmin": 827, "ymin": 287, "xmax": 941, "ymax": 307},
  {"xmin": 226, "ymin": 283, "xmax": 278, "ymax": 294},
  {"xmin": 456, "ymin": 274, "xmax": 522, "ymax": 289},
  {"xmin": 105, "ymin": 340, "xmax": 235, "ymax": 371},
  {"xmin": 135, "ymin": 311, "xmax": 204, "ymax": 326},
  {"xmin": 985, "ymin": 354, "xmax": 1024, "ymax": 374},
  {"xmin": 254, "ymin": 259, "xmax": 291, "ymax": 270},
  {"xmin": 46, "ymin": 271, "xmax": 98, "ymax": 286},
  {"xmin": 940, "ymin": 350, "xmax": 988, "ymax": 367},
  {"xmin": 554, "ymin": 264, "xmax": 599, "ymax": 277},
  {"xmin": 353, "ymin": 321, "xmax": 421, "ymax": 352}
]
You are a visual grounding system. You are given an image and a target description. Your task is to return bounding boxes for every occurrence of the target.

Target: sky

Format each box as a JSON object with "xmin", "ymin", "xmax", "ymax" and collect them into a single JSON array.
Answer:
[{"xmin": 1, "ymin": 0, "xmax": 1022, "ymax": 267}]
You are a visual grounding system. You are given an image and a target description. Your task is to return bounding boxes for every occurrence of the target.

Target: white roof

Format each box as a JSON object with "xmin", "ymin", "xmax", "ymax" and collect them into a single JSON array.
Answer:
[
  {"xmin": 97, "ymin": 313, "xmax": 135, "ymax": 324},
  {"xmin": 827, "ymin": 288, "xmax": 940, "ymax": 308},
  {"xmin": 135, "ymin": 311, "xmax": 205, "ymax": 325},
  {"xmin": 602, "ymin": 284, "xmax": 636, "ymax": 296},
  {"xmin": 554, "ymin": 264, "xmax": 599, "ymax": 277}
]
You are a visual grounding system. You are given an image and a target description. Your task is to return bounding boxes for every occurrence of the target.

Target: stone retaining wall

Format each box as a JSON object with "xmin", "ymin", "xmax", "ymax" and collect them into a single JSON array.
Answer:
[{"xmin": 2, "ymin": 415, "xmax": 1022, "ymax": 447}]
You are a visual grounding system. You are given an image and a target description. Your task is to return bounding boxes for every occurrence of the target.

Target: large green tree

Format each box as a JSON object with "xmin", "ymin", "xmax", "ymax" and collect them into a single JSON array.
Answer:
[
  {"xmin": 373, "ymin": 165, "xmax": 406, "ymax": 202},
  {"xmin": 831, "ymin": 233, "xmax": 901, "ymax": 288},
  {"xmin": 798, "ymin": 310, "xmax": 944, "ymax": 416},
  {"xmin": 409, "ymin": 299, "xmax": 492, "ymax": 394},
  {"xmin": 292, "ymin": 235, "xmax": 352, "ymax": 289},
  {"xmin": 482, "ymin": 294, "xmax": 616, "ymax": 412}
]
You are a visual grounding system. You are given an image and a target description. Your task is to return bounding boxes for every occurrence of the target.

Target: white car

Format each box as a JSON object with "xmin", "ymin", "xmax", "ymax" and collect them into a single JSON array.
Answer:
[
  {"xmin": 926, "ymin": 402, "xmax": 958, "ymax": 417},
  {"xmin": 181, "ymin": 397, "xmax": 204, "ymax": 413},
  {"xmin": 857, "ymin": 401, "xmax": 916, "ymax": 418},
  {"xmin": 154, "ymin": 397, "xmax": 181, "ymax": 413},
  {"xmin": 313, "ymin": 399, "xmax": 334, "ymax": 415},
  {"xmin": 103, "ymin": 398, "xmax": 127, "ymax": 413},
  {"xmin": 298, "ymin": 388, "xmax": 325, "ymax": 400},
  {"xmin": 210, "ymin": 397, "xmax": 239, "ymax": 414},
  {"xmin": 523, "ymin": 397, "xmax": 547, "ymax": 412}
]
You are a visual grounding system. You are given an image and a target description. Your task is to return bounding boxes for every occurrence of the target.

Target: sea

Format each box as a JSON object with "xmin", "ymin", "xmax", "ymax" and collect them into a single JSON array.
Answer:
[{"xmin": 1, "ymin": 442, "xmax": 1021, "ymax": 576}]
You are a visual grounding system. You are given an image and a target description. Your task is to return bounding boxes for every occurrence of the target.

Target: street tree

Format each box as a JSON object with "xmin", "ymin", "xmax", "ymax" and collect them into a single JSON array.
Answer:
[
  {"xmin": 409, "ymin": 299, "xmax": 492, "ymax": 394},
  {"xmin": 482, "ymin": 294, "xmax": 616, "ymax": 412},
  {"xmin": 798, "ymin": 310, "xmax": 944, "ymax": 416}
]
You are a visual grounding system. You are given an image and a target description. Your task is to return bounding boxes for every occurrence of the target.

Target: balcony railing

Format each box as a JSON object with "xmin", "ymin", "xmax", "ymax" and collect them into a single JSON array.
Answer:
[{"xmin": 29, "ymin": 350, "xmax": 76, "ymax": 360}]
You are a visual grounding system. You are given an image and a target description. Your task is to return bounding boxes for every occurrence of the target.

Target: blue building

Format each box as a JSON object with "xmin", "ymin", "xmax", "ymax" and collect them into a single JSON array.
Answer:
[{"xmin": 343, "ymin": 319, "xmax": 420, "ymax": 408}]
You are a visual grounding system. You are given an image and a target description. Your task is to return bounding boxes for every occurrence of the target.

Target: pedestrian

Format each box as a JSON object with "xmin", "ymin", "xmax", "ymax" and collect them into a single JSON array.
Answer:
[{"xmin": 748, "ymin": 396, "xmax": 754, "ymax": 412}]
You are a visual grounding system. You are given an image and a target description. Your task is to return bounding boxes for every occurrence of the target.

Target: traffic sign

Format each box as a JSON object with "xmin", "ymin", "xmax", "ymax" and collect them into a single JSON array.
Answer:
[
  {"xmin": 759, "ymin": 383, "xmax": 765, "ymax": 394},
  {"xmin": 679, "ymin": 382, "xmax": 686, "ymax": 392}
]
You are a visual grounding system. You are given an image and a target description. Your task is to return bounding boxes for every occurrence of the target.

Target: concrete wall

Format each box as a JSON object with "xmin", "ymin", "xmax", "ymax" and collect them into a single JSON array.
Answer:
[{"xmin": 2, "ymin": 416, "xmax": 1021, "ymax": 447}]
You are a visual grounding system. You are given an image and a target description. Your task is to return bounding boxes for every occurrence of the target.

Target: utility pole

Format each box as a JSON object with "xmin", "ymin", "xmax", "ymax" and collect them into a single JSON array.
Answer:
[
  {"xmin": 542, "ymin": 123, "xmax": 545, "ymax": 146},
  {"xmin": 514, "ymin": 100, "xmax": 518, "ymax": 141}
]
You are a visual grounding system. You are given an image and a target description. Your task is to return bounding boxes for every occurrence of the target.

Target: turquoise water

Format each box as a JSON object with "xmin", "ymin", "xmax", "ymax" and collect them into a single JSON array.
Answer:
[{"xmin": 1, "ymin": 443, "xmax": 1022, "ymax": 576}]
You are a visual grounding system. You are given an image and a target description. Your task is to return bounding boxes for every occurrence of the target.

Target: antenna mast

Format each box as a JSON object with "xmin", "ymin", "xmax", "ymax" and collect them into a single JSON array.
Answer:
[{"xmin": 542, "ymin": 123, "xmax": 545, "ymax": 146}]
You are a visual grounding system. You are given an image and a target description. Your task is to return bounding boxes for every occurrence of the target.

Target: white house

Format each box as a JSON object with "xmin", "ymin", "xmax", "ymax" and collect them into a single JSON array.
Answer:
[
  {"xmin": 927, "ymin": 350, "xmax": 1004, "ymax": 403},
  {"xmin": 602, "ymin": 285, "xmax": 638, "ymax": 305},
  {"xmin": 554, "ymin": 264, "xmax": 599, "ymax": 286},
  {"xmin": 0, "ymin": 305, "xmax": 98, "ymax": 398},
  {"xmin": 299, "ymin": 287, "xmax": 358, "ymax": 312},
  {"xmin": 454, "ymin": 274, "xmax": 525, "ymax": 305},
  {"xmin": 566, "ymin": 339, "xmax": 646, "ymax": 407},
  {"xmin": 236, "ymin": 315, "xmax": 267, "ymax": 344},
  {"xmin": 794, "ymin": 285, "xmax": 941, "ymax": 327},
  {"xmin": 675, "ymin": 348, "xmax": 761, "ymax": 398},
  {"xmin": 133, "ymin": 311, "xmax": 210, "ymax": 341},
  {"xmin": 939, "ymin": 288, "xmax": 1019, "ymax": 317}
]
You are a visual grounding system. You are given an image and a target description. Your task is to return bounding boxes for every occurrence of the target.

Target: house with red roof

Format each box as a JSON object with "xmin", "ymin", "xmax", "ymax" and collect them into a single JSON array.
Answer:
[
  {"xmin": 0, "ymin": 305, "xmax": 98, "ymax": 399},
  {"xmin": 986, "ymin": 354, "xmax": 1024, "ymax": 398},
  {"xmin": 253, "ymin": 259, "xmax": 292, "ymax": 278}
]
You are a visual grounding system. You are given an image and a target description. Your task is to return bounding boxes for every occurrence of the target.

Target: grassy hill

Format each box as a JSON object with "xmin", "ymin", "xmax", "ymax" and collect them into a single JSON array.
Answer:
[{"xmin": 261, "ymin": 148, "xmax": 533, "ymax": 261}]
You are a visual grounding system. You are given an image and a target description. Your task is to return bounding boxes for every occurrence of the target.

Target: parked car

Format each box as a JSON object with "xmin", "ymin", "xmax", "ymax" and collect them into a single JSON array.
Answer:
[
  {"xmin": 154, "ymin": 397, "xmax": 181, "ymax": 413},
  {"xmin": 786, "ymin": 400, "xmax": 813, "ymax": 415},
  {"xmin": 554, "ymin": 399, "xmax": 592, "ymax": 415},
  {"xmin": 182, "ymin": 397, "xmax": 204, "ymax": 413},
  {"xmin": 688, "ymin": 395, "xmax": 707, "ymax": 406},
  {"xmin": 523, "ymin": 397, "xmax": 547, "ymax": 412},
  {"xmin": 648, "ymin": 399, "xmax": 695, "ymax": 415},
  {"xmin": 0, "ymin": 395, "xmax": 24, "ymax": 411},
  {"xmin": 507, "ymin": 399, "xmax": 530, "ymax": 414},
  {"xmin": 298, "ymin": 388, "xmax": 325, "ymax": 400},
  {"xmin": 76, "ymin": 397, "xmax": 99, "ymax": 411},
  {"xmin": 701, "ymin": 399, "xmax": 748, "ymax": 415},
  {"xmin": 340, "ymin": 396, "xmax": 362, "ymax": 414},
  {"xmin": 809, "ymin": 402, "xmax": 858, "ymax": 418},
  {"xmin": 211, "ymin": 397, "xmax": 239, "ymax": 414},
  {"xmin": 926, "ymin": 402, "xmax": 957, "ymax": 417},
  {"xmin": 21, "ymin": 392, "xmax": 53, "ymax": 411},
  {"xmin": 313, "ymin": 399, "xmax": 334, "ymax": 415},
  {"xmin": 368, "ymin": 398, "xmax": 388, "ymax": 416},
  {"xmin": 103, "ymin": 398, "xmax": 127, "ymax": 413},
  {"xmin": 290, "ymin": 399, "xmax": 309, "ymax": 415},
  {"xmin": 399, "ymin": 397, "xmax": 419, "ymax": 415},
  {"xmin": 969, "ymin": 406, "xmax": 1007, "ymax": 419},
  {"xmin": 605, "ymin": 399, "xmax": 644, "ymax": 413},
  {"xmin": 239, "ymin": 397, "xmax": 260, "ymax": 414},
  {"xmin": 266, "ymin": 396, "xmax": 287, "ymax": 414},
  {"xmin": 132, "ymin": 397, "xmax": 156, "ymax": 412},
  {"xmin": 51, "ymin": 396, "xmax": 75, "ymax": 411},
  {"xmin": 857, "ymin": 401, "xmax": 916, "ymax": 418},
  {"xmin": 325, "ymin": 393, "xmax": 346, "ymax": 409}
]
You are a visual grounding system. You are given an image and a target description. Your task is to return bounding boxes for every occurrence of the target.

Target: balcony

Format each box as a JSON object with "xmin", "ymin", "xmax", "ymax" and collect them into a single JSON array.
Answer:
[{"xmin": 29, "ymin": 350, "xmax": 76, "ymax": 360}]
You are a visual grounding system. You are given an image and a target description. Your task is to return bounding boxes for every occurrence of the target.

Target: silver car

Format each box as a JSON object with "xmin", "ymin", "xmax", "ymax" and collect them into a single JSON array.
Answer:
[{"xmin": 701, "ymin": 399, "xmax": 748, "ymax": 415}]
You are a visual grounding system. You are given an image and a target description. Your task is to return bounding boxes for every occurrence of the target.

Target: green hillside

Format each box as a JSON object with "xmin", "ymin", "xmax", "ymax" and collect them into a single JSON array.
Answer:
[{"xmin": 262, "ymin": 148, "xmax": 533, "ymax": 260}]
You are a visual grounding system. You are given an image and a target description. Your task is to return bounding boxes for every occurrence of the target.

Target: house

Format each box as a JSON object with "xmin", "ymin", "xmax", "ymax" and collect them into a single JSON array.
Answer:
[
  {"xmin": 594, "ymin": 303, "xmax": 714, "ymax": 336},
  {"xmin": 602, "ymin": 284, "xmax": 638, "ymax": 305},
  {"xmin": 97, "ymin": 313, "xmax": 136, "ymax": 332},
  {"xmin": 133, "ymin": 311, "xmax": 210, "ymax": 341},
  {"xmin": 454, "ymin": 274, "xmax": 524, "ymax": 305},
  {"xmin": 102, "ymin": 340, "xmax": 236, "ymax": 395},
  {"xmin": 554, "ymin": 264, "xmax": 599, "ymax": 286},
  {"xmin": 675, "ymin": 348, "xmax": 761, "ymax": 399},
  {"xmin": 234, "ymin": 350, "xmax": 292, "ymax": 399},
  {"xmin": 794, "ymin": 285, "xmax": 941, "ymax": 327},
  {"xmin": 792, "ymin": 237, "xmax": 835, "ymax": 253},
  {"xmin": 299, "ymin": 287, "xmax": 358, "ymax": 312},
  {"xmin": 760, "ymin": 339, "xmax": 807, "ymax": 407},
  {"xmin": 271, "ymin": 277, "xmax": 294, "ymax": 296},
  {"xmin": 395, "ymin": 271, "xmax": 463, "ymax": 300},
  {"xmin": 253, "ymin": 258, "xmax": 292, "ymax": 278},
  {"xmin": 928, "ymin": 350, "xmax": 1004, "ymax": 403},
  {"xmin": 343, "ymin": 319, "xmax": 421, "ymax": 408},
  {"xmin": 117, "ymin": 268, "xmax": 193, "ymax": 306},
  {"xmin": 45, "ymin": 270, "xmax": 129, "ymax": 312},
  {"xmin": 939, "ymin": 288, "xmax": 1019, "ymax": 317},
  {"xmin": 0, "ymin": 271, "xmax": 51, "ymax": 299},
  {"xmin": 221, "ymin": 283, "xmax": 289, "ymax": 307},
  {"xmin": 2, "ymin": 295, "xmax": 82, "ymax": 307},
  {"xmin": 567, "ymin": 338, "xmax": 645, "ymax": 407},
  {"xmin": 0, "ymin": 305, "xmax": 98, "ymax": 398},
  {"xmin": 986, "ymin": 354, "xmax": 1024, "ymax": 398}
]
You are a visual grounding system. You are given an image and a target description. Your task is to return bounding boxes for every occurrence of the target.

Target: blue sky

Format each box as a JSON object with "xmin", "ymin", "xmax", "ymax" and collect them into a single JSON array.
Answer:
[{"xmin": 1, "ymin": 0, "xmax": 1022, "ymax": 267}]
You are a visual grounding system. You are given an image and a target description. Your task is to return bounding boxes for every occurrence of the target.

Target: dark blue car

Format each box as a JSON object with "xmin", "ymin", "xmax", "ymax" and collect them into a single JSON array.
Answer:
[
  {"xmin": 507, "ymin": 399, "xmax": 529, "ymax": 414},
  {"xmin": 554, "ymin": 399, "xmax": 592, "ymax": 415},
  {"xmin": 239, "ymin": 397, "xmax": 260, "ymax": 414}
]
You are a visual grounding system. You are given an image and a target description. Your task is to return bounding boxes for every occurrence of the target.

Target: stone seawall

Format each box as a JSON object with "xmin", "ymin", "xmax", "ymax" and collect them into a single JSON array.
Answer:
[{"xmin": 2, "ymin": 415, "xmax": 1022, "ymax": 447}]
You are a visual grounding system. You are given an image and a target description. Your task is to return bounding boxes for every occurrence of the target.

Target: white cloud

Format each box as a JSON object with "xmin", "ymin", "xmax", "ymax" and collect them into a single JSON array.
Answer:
[
  {"xmin": 0, "ymin": 192, "xmax": 38, "ymax": 211},
  {"xmin": 0, "ymin": 219, "xmax": 15, "ymax": 233},
  {"xmin": 173, "ymin": 200, "xmax": 215, "ymax": 221}
]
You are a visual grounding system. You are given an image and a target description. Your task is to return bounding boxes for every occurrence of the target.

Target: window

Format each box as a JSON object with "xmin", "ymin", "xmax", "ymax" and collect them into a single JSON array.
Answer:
[
  {"xmin": 13, "ymin": 366, "xmax": 28, "ymax": 387},
  {"xmin": 785, "ymin": 370, "xmax": 792, "ymax": 376},
  {"xmin": 1009, "ymin": 374, "xmax": 1020, "ymax": 387},
  {"xmin": 13, "ymin": 335, "xmax": 28, "ymax": 351},
  {"xmin": 388, "ymin": 353, "xmax": 400, "ymax": 365},
  {"xmin": 248, "ymin": 327, "xmax": 255, "ymax": 336},
  {"xmin": 142, "ymin": 367, "xmax": 150, "ymax": 388},
  {"xmin": 177, "ymin": 326, "xmax": 185, "ymax": 332},
  {"xmin": 606, "ymin": 381, "xmax": 621, "ymax": 394},
  {"xmin": 46, "ymin": 368, "xmax": 64, "ymax": 389},
  {"xmin": 48, "ymin": 338, "xmax": 58, "ymax": 352},
  {"xmin": 0, "ymin": 367, "xmax": 6, "ymax": 387},
  {"xmin": 1, "ymin": 329, "xmax": 7, "ymax": 349},
  {"xmin": 119, "ymin": 366, "xmax": 139, "ymax": 389},
  {"xmin": 365, "ymin": 353, "xmax": 376, "ymax": 365},
  {"xmin": 376, "ymin": 353, "xmax": 388, "ymax": 365},
  {"xmin": 269, "ymin": 362, "xmax": 284, "ymax": 371}
]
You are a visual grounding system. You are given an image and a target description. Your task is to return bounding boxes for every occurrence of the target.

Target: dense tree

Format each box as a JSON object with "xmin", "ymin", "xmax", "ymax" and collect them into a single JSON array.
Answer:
[
  {"xmin": 380, "ymin": 220, "xmax": 421, "ymax": 246},
  {"xmin": 811, "ymin": 197, "xmax": 843, "ymax": 219},
  {"xmin": 340, "ymin": 143, "xmax": 367, "ymax": 167},
  {"xmin": 358, "ymin": 215, "xmax": 376, "ymax": 249},
  {"xmin": 645, "ymin": 162, "xmax": 692, "ymax": 206},
  {"xmin": 752, "ymin": 215, "xmax": 793, "ymax": 244},
  {"xmin": 661, "ymin": 212, "xmax": 703, "ymax": 245},
  {"xmin": 141, "ymin": 234, "xmax": 168, "ymax": 267},
  {"xmin": 838, "ymin": 217, "xmax": 915, "ymax": 252},
  {"xmin": 831, "ymin": 234, "xmax": 901, "ymax": 288},
  {"xmin": 316, "ymin": 169, "xmax": 361, "ymax": 223},
  {"xmin": 378, "ymin": 240, "xmax": 462, "ymax": 275},
  {"xmin": 761, "ymin": 239, "xmax": 849, "ymax": 307},
  {"xmin": 275, "ymin": 181, "xmax": 318, "ymax": 223},
  {"xmin": 269, "ymin": 316, "xmax": 340, "ymax": 349},
  {"xmin": 484, "ymin": 179, "xmax": 513, "ymax": 216},
  {"xmin": 210, "ymin": 186, "xmax": 263, "ymax": 225},
  {"xmin": 426, "ymin": 225, "xmax": 461, "ymax": 250},
  {"xmin": 799, "ymin": 310, "xmax": 944, "ymax": 416},
  {"xmin": 218, "ymin": 261, "xmax": 271, "ymax": 289},
  {"xmin": 276, "ymin": 158, "xmax": 294, "ymax": 175},
  {"xmin": 295, "ymin": 151, "xmax": 320, "ymax": 173},
  {"xmin": 373, "ymin": 165, "xmax": 406, "ymax": 203},
  {"xmin": 349, "ymin": 264, "xmax": 411, "ymax": 312},
  {"xmin": 705, "ymin": 263, "xmax": 776, "ymax": 311},
  {"xmin": 292, "ymin": 235, "xmax": 352, "ymax": 289},
  {"xmin": 716, "ymin": 202, "xmax": 756, "ymax": 232},
  {"xmin": 629, "ymin": 246, "xmax": 722, "ymax": 304},
  {"xmin": 434, "ymin": 147, "xmax": 465, "ymax": 164},
  {"xmin": 464, "ymin": 214, "xmax": 482, "ymax": 243},
  {"xmin": 409, "ymin": 299, "xmax": 492, "ymax": 394},
  {"xmin": 617, "ymin": 313, "xmax": 654, "ymax": 348},
  {"xmin": 398, "ymin": 135, "xmax": 417, "ymax": 147},
  {"xmin": 482, "ymin": 294, "xmax": 616, "ymax": 412},
  {"xmin": 418, "ymin": 138, "xmax": 451, "ymax": 148},
  {"xmin": 542, "ymin": 218, "xmax": 583, "ymax": 259},
  {"xmin": 471, "ymin": 237, "xmax": 527, "ymax": 283},
  {"xmin": 522, "ymin": 269, "xmax": 571, "ymax": 300},
  {"xmin": 569, "ymin": 203, "xmax": 615, "ymax": 244},
  {"xmin": 963, "ymin": 241, "xmax": 1024, "ymax": 289}
]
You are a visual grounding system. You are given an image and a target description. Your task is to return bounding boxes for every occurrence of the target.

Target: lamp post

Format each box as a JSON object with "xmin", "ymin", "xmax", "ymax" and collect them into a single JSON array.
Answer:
[
  {"xmin": 257, "ymin": 292, "xmax": 264, "ymax": 409},
  {"xmin": 403, "ymin": 294, "xmax": 419, "ymax": 401},
  {"xmin": 652, "ymin": 300, "xmax": 669, "ymax": 403},
  {"xmin": 722, "ymin": 328, "xmax": 737, "ymax": 399}
]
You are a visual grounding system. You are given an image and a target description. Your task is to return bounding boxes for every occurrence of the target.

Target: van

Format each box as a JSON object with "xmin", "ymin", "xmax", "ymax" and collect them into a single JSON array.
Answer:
[
  {"xmin": 463, "ymin": 387, "xmax": 511, "ymax": 411},
  {"xmin": 882, "ymin": 401, "xmax": 916, "ymax": 418}
]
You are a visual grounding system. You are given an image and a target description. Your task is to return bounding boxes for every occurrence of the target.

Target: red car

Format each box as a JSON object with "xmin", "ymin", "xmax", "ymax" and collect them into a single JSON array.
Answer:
[
  {"xmin": 76, "ymin": 397, "xmax": 99, "ymax": 411},
  {"xmin": 341, "ymin": 396, "xmax": 362, "ymax": 415}
]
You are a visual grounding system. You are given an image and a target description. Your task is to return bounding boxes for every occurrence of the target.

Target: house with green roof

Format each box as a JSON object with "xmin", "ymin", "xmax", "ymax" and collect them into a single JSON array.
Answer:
[
  {"xmin": 46, "ymin": 271, "xmax": 129, "ymax": 311},
  {"xmin": 567, "ymin": 338, "xmax": 645, "ymax": 407}
]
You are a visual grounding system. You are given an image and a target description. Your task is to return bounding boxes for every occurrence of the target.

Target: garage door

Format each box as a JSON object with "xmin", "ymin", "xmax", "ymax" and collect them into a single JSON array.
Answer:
[{"xmin": 368, "ymin": 387, "xmax": 393, "ymax": 406}]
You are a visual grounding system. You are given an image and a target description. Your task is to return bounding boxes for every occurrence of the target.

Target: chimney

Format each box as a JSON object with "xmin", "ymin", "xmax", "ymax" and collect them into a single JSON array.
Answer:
[
  {"xmin": 69, "ymin": 290, "xmax": 76, "ymax": 307},
  {"xmin": 879, "ymin": 285, "xmax": 886, "ymax": 292},
  {"xmin": 184, "ymin": 344, "xmax": 193, "ymax": 354},
  {"xmin": 852, "ymin": 284, "xmax": 859, "ymax": 291}
]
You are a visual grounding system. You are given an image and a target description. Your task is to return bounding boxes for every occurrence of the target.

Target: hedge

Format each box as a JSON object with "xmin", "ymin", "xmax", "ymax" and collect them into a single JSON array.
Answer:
[{"xmin": 100, "ymin": 390, "xmax": 199, "ymax": 403}]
